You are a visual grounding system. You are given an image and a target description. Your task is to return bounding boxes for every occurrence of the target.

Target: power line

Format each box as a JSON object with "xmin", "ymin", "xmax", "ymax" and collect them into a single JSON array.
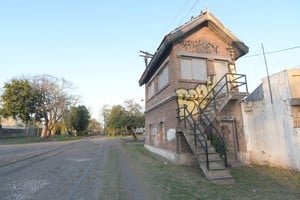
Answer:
[
  {"xmin": 178, "ymin": 0, "xmax": 200, "ymax": 26},
  {"xmin": 244, "ymin": 45, "xmax": 300, "ymax": 58},
  {"xmin": 167, "ymin": 0, "xmax": 191, "ymax": 30}
]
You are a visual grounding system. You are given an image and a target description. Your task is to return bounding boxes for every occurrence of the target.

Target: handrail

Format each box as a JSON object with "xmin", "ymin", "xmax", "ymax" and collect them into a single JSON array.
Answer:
[
  {"xmin": 177, "ymin": 73, "xmax": 248, "ymax": 170},
  {"xmin": 199, "ymin": 108, "xmax": 227, "ymax": 166},
  {"xmin": 177, "ymin": 105, "xmax": 210, "ymax": 169},
  {"xmin": 196, "ymin": 73, "xmax": 247, "ymax": 167},
  {"xmin": 199, "ymin": 73, "xmax": 247, "ymax": 110}
]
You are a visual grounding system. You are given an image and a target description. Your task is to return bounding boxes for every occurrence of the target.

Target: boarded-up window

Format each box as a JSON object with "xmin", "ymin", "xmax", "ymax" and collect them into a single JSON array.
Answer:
[
  {"xmin": 180, "ymin": 58, "xmax": 207, "ymax": 81},
  {"xmin": 207, "ymin": 60, "xmax": 215, "ymax": 76},
  {"xmin": 292, "ymin": 107, "xmax": 300, "ymax": 128},
  {"xmin": 291, "ymin": 75, "xmax": 300, "ymax": 98},
  {"xmin": 147, "ymin": 80, "xmax": 155, "ymax": 99},
  {"xmin": 214, "ymin": 61, "xmax": 228, "ymax": 94},
  {"xmin": 158, "ymin": 64, "xmax": 169, "ymax": 90}
]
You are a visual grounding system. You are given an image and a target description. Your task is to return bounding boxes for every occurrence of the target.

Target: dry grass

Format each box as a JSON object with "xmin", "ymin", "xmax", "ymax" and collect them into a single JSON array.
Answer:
[{"xmin": 124, "ymin": 140, "xmax": 300, "ymax": 200}]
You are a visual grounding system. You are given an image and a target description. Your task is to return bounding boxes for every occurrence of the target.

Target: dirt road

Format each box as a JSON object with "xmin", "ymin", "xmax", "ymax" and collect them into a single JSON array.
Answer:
[
  {"xmin": 1, "ymin": 136, "xmax": 300, "ymax": 200},
  {"xmin": 0, "ymin": 136, "xmax": 160, "ymax": 200}
]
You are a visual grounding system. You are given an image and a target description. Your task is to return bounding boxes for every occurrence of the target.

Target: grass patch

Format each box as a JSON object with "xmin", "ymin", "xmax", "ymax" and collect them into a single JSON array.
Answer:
[
  {"xmin": 51, "ymin": 135, "xmax": 82, "ymax": 141},
  {"xmin": 100, "ymin": 145, "xmax": 126, "ymax": 199},
  {"xmin": 124, "ymin": 140, "xmax": 300, "ymax": 199},
  {"xmin": 0, "ymin": 136, "xmax": 41, "ymax": 145}
]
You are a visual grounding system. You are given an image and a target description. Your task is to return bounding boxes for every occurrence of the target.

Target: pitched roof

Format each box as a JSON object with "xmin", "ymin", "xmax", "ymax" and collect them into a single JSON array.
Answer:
[{"xmin": 139, "ymin": 11, "xmax": 249, "ymax": 86}]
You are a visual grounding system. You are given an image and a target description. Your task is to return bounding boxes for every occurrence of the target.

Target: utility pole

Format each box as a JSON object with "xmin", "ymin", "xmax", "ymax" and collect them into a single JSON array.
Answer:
[
  {"xmin": 261, "ymin": 43, "xmax": 273, "ymax": 104},
  {"xmin": 139, "ymin": 50, "xmax": 153, "ymax": 67}
]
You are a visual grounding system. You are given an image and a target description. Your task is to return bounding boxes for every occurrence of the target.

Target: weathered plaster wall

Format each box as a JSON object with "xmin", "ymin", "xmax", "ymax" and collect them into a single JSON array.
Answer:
[{"xmin": 242, "ymin": 69, "xmax": 300, "ymax": 170}]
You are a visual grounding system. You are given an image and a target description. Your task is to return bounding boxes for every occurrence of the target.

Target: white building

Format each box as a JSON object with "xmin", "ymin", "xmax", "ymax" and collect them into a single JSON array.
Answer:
[{"xmin": 242, "ymin": 68, "xmax": 300, "ymax": 170}]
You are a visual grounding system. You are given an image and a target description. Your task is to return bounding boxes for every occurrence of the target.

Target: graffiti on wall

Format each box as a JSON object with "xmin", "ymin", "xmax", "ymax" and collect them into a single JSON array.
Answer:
[
  {"xmin": 179, "ymin": 40, "xmax": 219, "ymax": 54},
  {"xmin": 176, "ymin": 62, "xmax": 240, "ymax": 118},
  {"xmin": 176, "ymin": 75, "xmax": 217, "ymax": 118}
]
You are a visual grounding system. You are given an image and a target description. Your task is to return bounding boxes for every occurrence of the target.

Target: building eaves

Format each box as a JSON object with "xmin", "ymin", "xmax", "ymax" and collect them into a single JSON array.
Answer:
[{"xmin": 139, "ymin": 11, "xmax": 248, "ymax": 86}]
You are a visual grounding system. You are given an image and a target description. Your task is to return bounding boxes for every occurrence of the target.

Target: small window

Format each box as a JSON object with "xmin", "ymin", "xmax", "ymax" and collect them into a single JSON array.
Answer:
[
  {"xmin": 180, "ymin": 58, "xmax": 207, "ymax": 81},
  {"xmin": 158, "ymin": 64, "xmax": 169, "ymax": 90},
  {"xmin": 147, "ymin": 80, "xmax": 155, "ymax": 99}
]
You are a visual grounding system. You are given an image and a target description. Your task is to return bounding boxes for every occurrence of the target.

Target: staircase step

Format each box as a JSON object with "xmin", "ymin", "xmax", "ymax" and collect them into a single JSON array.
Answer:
[
  {"xmin": 198, "ymin": 163, "xmax": 234, "ymax": 184},
  {"xmin": 200, "ymin": 160, "xmax": 225, "ymax": 169},
  {"xmin": 196, "ymin": 152, "xmax": 221, "ymax": 160},
  {"xmin": 208, "ymin": 165, "xmax": 226, "ymax": 170},
  {"xmin": 178, "ymin": 84, "xmax": 249, "ymax": 184},
  {"xmin": 181, "ymin": 118, "xmax": 235, "ymax": 184},
  {"xmin": 206, "ymin": 168, "xmax": 232, "ymax": 177}
]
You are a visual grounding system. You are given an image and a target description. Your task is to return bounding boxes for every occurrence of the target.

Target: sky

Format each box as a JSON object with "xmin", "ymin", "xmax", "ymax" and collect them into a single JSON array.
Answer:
[{"xmin": 0, "ymin": 0, "xmax": 299, "ymax": 120}]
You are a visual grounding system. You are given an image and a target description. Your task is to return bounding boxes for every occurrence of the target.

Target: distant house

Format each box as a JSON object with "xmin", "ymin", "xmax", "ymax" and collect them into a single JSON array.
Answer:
[
  {"xmin": 0, "ymin": 116, "xmax": 27, "ymax": 137},
  {"xmin": 242, "ymin": 68, "xmax": 300, "ymax": 171},
  {"xmin": 139, "ymin": 10, "xmax": 249, "ymax": 183},
  {"xmin": 0, "ymin": 116, "xmax": 25, "ymax": 129}
]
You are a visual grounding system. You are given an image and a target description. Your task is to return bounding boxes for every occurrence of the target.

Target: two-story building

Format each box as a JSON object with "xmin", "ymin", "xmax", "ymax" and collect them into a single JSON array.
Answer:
[{"xmin": 139, "ymin": 10, "xmax": 249, "ymax": 183}]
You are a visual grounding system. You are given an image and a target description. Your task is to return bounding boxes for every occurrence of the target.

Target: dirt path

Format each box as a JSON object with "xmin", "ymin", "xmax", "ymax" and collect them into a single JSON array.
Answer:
[
  {"xmin": 98, "ymin": 139, "xmax": 161, "ymax": 200},
  {"xmin": 0, "ymin": 137, "xmax": 161, "ymax": 200},
  {"xmin": 1, "ymin": 136, "xmax": 300, "ymax": 199}
]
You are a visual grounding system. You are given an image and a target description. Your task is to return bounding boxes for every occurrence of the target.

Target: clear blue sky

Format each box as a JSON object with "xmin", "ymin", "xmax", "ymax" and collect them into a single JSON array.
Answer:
[{"xmin": 1, "ymin": 0, "xmax": 299, "ymax": 120}]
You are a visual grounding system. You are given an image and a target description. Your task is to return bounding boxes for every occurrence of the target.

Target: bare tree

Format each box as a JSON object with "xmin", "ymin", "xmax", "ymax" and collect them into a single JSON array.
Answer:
[{"xmin": 30, "ymin": 75, "xmax": 79, "ymax": 138}]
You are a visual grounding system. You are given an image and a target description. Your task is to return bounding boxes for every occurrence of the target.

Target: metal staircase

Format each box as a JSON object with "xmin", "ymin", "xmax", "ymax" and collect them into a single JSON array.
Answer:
[{"xmin": 177, "ymin": 73, "xmax": 248, "ymax": 184}]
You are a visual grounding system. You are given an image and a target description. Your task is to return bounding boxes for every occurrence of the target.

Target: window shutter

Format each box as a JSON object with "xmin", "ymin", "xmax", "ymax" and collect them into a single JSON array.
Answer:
[{"xmin": 180, "ymin": 58, "xmax": 193, "ymax": 79}]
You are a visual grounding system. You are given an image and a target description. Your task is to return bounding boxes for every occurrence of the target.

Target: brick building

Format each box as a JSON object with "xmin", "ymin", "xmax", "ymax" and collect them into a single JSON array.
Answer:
[{"xmin": 139, "ymin": 10, "xmax": 249, "ymax": 183}]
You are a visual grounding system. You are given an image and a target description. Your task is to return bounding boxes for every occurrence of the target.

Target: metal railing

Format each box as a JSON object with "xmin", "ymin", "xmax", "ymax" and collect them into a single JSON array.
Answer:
[
  {"xmin": 197, "ymin": 73, "xmax": 248, "ymax": 167},
  {"xmin": 199, "ymin": 73, "xmax": 248, "ymax": 112},
  {"xmin": 177, "ymin": 105, "xmax": 210, "ymax": 169},
  {"xmin": 177, "ymin": 73, "xmax": 248, "ymax": 169},
  {"xmin": 198, "ymin": 107, "xmax": 227, "ymax": 166}
]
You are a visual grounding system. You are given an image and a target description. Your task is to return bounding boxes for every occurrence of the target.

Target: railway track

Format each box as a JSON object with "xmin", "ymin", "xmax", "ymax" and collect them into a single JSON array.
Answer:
[{"xmin": 0, "ymin": 140, "xmax": 85, "ymax": 176}]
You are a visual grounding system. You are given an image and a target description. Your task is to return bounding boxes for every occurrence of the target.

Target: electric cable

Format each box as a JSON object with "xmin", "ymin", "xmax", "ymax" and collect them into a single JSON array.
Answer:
[{"xmin": 244, "ymin": 45, "xmax": 300, "ymax": 58}]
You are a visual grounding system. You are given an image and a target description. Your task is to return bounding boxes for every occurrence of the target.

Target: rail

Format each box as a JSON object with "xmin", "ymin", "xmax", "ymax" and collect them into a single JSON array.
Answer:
[{"xmin": 199, "ymin": 73, "xmax": 248, "ymax": 112}]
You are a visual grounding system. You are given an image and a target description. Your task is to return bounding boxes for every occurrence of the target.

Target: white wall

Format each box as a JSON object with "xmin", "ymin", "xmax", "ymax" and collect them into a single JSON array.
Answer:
[{"xmin": 242, "ymin": 69, "xmax": 300, "ymax": 170}]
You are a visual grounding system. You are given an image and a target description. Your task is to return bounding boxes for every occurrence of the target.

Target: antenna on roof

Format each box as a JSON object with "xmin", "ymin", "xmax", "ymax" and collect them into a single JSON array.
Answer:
[
  {"xmin": 139, "ymin": 50, "xmax": 153, "ymax": 67},
  {"xmin": 206, "ymin": 4, "xmax": 209, "ymax": 12}
]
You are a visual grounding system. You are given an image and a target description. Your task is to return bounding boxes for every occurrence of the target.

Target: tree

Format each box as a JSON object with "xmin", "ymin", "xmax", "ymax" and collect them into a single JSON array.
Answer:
[
  {"xmin": 1, "ymin": 79, "xmax": 40, "ymax": 138},
  {"xmin": 104, "ymin": 100, "xmax": 145, "ymax": 139},
  {"xmin": 101, "ymin": 104, "xmax": 111, "ymax": 133},
  {"xmin": 105, "ymin": 105, "xmax": 126, "ymax": 136},
  {"xmin": 88, "ymin": 118, "xmax": 103, "ymax": 134},
  {"xmin": 30, "ymin": 75, "xmax": 79, "ymax": 138},
  {"xmin": 65, "ymin": 105, "xmax": 90, "ymax": 136},
  {"xmin": 123, "ymin": 99, "xmax": 145, "ymax": 140}
]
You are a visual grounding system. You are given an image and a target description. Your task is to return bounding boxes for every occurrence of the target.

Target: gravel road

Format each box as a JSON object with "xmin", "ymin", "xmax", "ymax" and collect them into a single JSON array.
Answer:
[{"xmin": 0, "ymin": 136, "xmax": 160, "ymax": 200}]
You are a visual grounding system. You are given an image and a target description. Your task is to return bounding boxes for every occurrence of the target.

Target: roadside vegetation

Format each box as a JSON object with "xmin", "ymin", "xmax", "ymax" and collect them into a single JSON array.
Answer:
[
  {"xmin": 102, "ymin": 99, "xmax": 145, "ymax": 139},
  {"xmin": 0, "ymin": 135, "xmax": 83, "ymax": 145},
  {"xmin": 0, "ymin": 75, "xmax": 98, "ymax": 138},
  {"xmin": 124, "ymin": 139, "xmax": 300, "ymax": 199},
  {"xmin": 0, "ymin": 75, "xmax": 144, "ymax": 141}
]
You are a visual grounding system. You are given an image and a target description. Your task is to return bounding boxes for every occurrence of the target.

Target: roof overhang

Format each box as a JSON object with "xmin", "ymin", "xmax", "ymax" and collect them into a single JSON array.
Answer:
[{"xmin": 139, "ymin": 11, "xmax": 249, "ymax": 86}]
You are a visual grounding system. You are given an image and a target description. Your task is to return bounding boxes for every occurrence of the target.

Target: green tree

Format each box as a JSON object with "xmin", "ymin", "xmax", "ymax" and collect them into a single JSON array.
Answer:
[
  {"xmin": 123, "ymin": 99, "xmax": 145, "ymax": 140},
  {"xmin": 105, "ymin": 105, "xmax": 126, "ymax": 136},
  {"xmin": 104, "ymin": 100, "xmax": 145, "ymax": 139},
  {"xmin": 101, "ymin": 104, "xmax": 111, "ymax": 132},
  {"xmin": 88, "ymin": 118, "xmax": 103, "ymax": 134},
  {"xmin": 66, "ymin": 105, "xmax": 90, "ymax": 136},
  {"xmin": 1, "ymin": 79, "xmax": 40, "ymax": 138}
]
